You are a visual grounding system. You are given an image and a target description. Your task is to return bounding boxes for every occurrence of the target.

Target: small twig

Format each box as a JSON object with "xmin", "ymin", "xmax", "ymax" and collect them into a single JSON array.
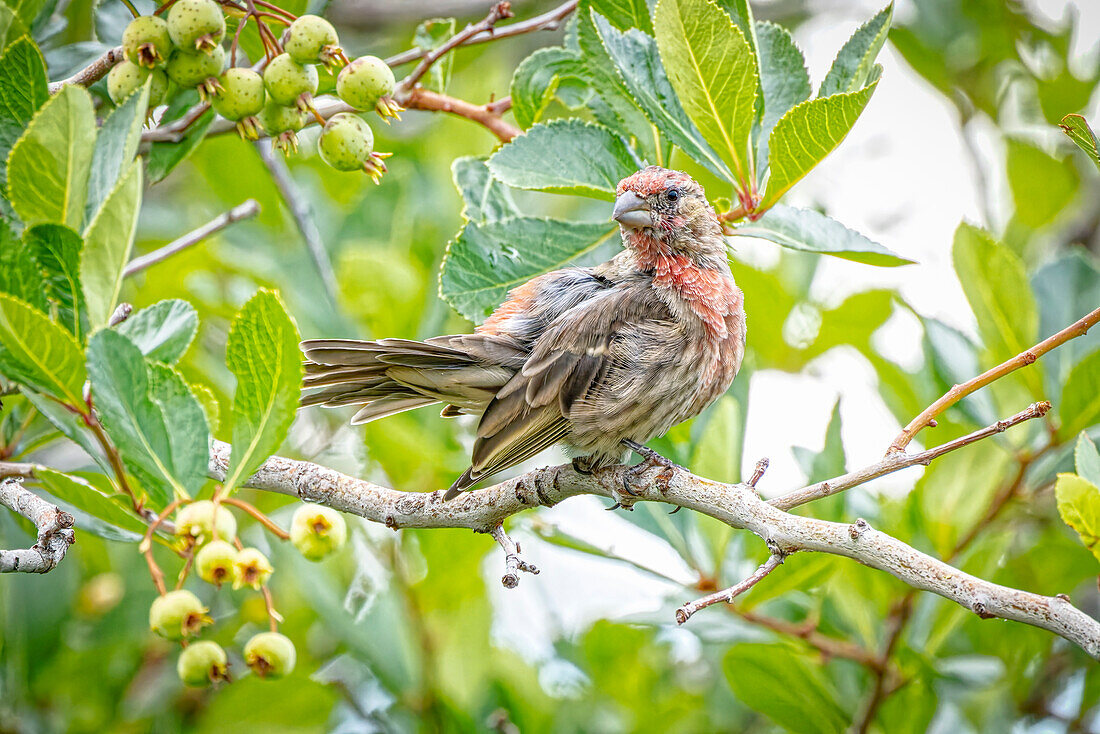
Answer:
[
  {"xmin": 254, "ymin": 140, "xmax": 339, "ymax": 299},
  {"xmin": 0, "ymin": 461, "xmax": 43, "ymax": 479},
  {"xmin": 402, "ymin": 87, "xmax": 521, "ymax": 143},
  {"xmin": 47, "ymin": 46, "xmax": 125, "ymax": 94},
  {"xmin": 888, "ymin": 306, "xmax": 1100, "ymax": 454},
  {"xmin": 140, "ymin": 499, "xmax": 183, "ymax": 595},
  {"xmin": 176, "ymin": 545, "xmax": 196, "ymax": 589},
  {"xmin": 732, "ymin": 606, "xmax": 883, "ymax": 669},
  {"xmin": 490, "ymin": 523, "xmax": 539, "ymax": 588},
  {"xmin": 773, "ymin": 402, "xmax": 1050, "ymax": 511},
  {"xmin": 140, "ymin": 101, "xmax": 213, "ymax": 144},
  {"xmin": 108, "ymin": 303, "xmax": 133, "ymax": 327},
  {"xmin": 397, "ymin": 2, "xmax": 514, "ymax": 94},
  {"xmin": 124, "ymin": 199, "xmax": 260, "ymax": 277},
  {"xmin": 384, "ymin": 0, "xmax": 577, "ymax": 68},
  {"xmin": 676, "ymin": 553, "xmax": 785, "ymax": 624},
  {"xmin": 220, "ymin": 496, "xmax": 290, "ymax": 540},
  {"xmin": 748, "ymin": 458, "xmax": 769, "ymax": 488},
  {"xmin": 0, "ymin": 477, "xmax": 76, "ymax": 574}
]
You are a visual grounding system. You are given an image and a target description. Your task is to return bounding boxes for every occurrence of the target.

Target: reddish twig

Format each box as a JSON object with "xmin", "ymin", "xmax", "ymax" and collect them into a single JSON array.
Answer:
[
  {"xmin": 402, "ymin": 87, "xmax": 520, "ymax": 142},
  {"xmin": 220, "ymin": 496, "xmax": 290, "ymax": 540},
  {"xmin": 397, "ymin": 2, "xmax": 514, "ymax": 94},
  {"xmin": 888, "ymin": 306, "xmax": 1100, "ymax": 455}
]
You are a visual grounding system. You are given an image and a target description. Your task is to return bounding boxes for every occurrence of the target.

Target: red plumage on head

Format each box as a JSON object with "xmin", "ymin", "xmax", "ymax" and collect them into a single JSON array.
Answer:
[{"xmin": 617, "ymin": 166, "xmax": 697, "ymax": 197}]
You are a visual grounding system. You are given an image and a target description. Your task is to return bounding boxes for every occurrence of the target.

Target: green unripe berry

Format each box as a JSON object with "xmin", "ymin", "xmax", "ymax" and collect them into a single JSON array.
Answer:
[
  {"xmin": 167, "ymin": 45, "xmax": 225, "ymax": 99},
  {"xmin": 166, "ymin": 0, "xmax": 226, "ymax": 54},
  {"xmin": 263, "ymin": 53, "xmax": 318, "ymax": 110},
  {"xmin": 244, "ymin": 631, "xmax": 296, "ymax": 679},
  {"xmin": 290, "ymin": 504, "xmax": 347, "ymax": 561},
  {"xmin": 175, "ymin": 500, "xmax": 237, "ymax": 546},
  {"xmin": 233, "ymin": 547, "xmax": 274, "ymax": 590},
  {"xmin": 335, "ymin": 56, "xmax": 394, "ymax": 112},
  {"xmin": 149, "ymin": 589, "xmax": 212, "ymax": 640},
  {"xmin": 195, "ymin": 539, "xmax": 238, "ymax": 587},
  {"xmin": 318, "ymin": 113, "xmax": 373, "ymax": 171},
  {"xmin": 107, "ymin": 61, "xmax": 169, "ymax": 106},
  {"xmin": 177, "ymin": 640, "xmax": 229, "ymax": 686},
  {"xmin": 211, "ymin": 68, "xmax": 264, "ymax": 119},
  {"xmin": 284, "ymin": 15, "xmax": 342, "ymax": 67},
  {"xmin": 258, "ymin": 97, "xmax": 304, "ymax": 153},
  {"xmin": 122, "ymin": 15, "xmax": 172, "ymax": 68}
]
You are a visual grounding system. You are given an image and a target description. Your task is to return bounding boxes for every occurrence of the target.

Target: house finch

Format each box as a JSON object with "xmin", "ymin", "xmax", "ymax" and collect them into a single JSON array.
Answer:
[{"xmin": 301, "ymin": 166, "xmax": 746, "ymax": 499}]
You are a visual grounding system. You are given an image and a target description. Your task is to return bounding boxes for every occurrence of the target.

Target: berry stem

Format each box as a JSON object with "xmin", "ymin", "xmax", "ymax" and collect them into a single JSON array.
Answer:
[
  {"xmin": 251, "ymin": 0, "xmax": 295, "ymax": 20},
  {"xmin": 220, "ymin": 497, "xmax": 290, "ymax": 540},
  {"xmin": 119, "ymin": 0, "xmax": 140, "ymax": 19},
  {"xmin": 140, "ymin": 498, "xmax": 185, "ymax": 595}
]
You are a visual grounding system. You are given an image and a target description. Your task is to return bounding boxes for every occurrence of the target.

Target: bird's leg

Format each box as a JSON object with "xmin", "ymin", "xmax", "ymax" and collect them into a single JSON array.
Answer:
[
  {"xmin": 622, "ymin": 439, "xmax": 685, "ymax": 474},
  {"xmin": 571, "ymin": 457, "xmax": 594, "ymax": 475}
]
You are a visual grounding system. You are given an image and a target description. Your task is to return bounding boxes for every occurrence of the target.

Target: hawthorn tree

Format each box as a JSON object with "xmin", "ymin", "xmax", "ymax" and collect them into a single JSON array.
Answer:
[{"xmin": 1, "ymin": 0, "xmax": 1100, "ymax": 730}]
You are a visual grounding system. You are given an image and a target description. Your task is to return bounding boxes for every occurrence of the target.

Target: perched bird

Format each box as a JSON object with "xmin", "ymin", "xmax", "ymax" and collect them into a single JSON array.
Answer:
[{"xmin": 301, "ymin": 166, "xmax": 746, "ymax": 499}]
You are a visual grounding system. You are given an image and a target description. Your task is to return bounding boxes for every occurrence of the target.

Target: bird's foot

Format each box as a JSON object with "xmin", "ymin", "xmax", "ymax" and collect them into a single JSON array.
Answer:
[
  {"xmin": 622, "ymin": 439, "xmax": 685, "ymax": 476},
  {"xmin": 571, "ymin": 457, "xmax": 594, "ymax": 476}
]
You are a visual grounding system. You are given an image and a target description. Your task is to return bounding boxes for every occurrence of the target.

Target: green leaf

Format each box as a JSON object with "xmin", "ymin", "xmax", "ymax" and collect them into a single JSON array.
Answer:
[
  {"xmin": 0, "ymin": 35, "xmax": 48, "ymax": 221},
  {"xmin": 754, "ymin": 21, "xmax": 810, "ymax": 170},
  {"xmin": 0, "ymin": 6, "xmax": 29, "ymax": 50},
  {"xmin": 223, "ymin": 289, "xmax": 302, "ymax": 493},
  {"xmin": 0, "ymin": 293, "xmax": 86, "ymax": 404},
  {"xmin": 1077, "ymin": 433, "xmax": 1100, "ymax": 488},
  {"xmin": 1031, "ymin": 251, "xmax": 1100, "ymax": 393},
  {"xmin": 1005, "ymin": 138, "xmax": 1079, "ymax": 229},
  {"xmin": 488, "ymin": 119, "xmax": 641, "ymax": 200},
  {"xmin": 736, "ymin": 205, "xmax": 912, "ymax": 266},
  {"xmin": 951, "ymin": 224, "xmax": 1041, "ymax": 394},
  {"xmin": 24, "ymin": 223, "xmax": 86, "ymax": 340},
  {"xmin": 451, "ymin": 156, "xmax": 518, "ymax": 224},
  {"xmin": 1059, "ymin": 349, "xmax": 1100, "ymax": 441},
  {"xmin": 412, "ymin": 17, "xmax": 456, "ymax": 93},
  {"xmin": 146, "ymin": 92, "xmax": 215, "ymax": 183},
  {"xmin": 22, "ymin": 388, "xmax": 110, "ymax": 473},
  {"xmin": 1055, "ymin": 473, "xmax": 1100, "ymax": 563},
  {"xmin": 819, "ymin": 3, "xmax": 892, "ymax": 97},
  {"xmin": 724, "ymin": 643, "xmax": 848, "ymax": 733},
  {"xmin": 34, "ymin": 468, "xmax": 146, "ymax": 542},
  {"xmin": 690, "ymin": 395, "xmax": 742, "ymax": 483},
  {"xmin": 6, "ymin": 84, "xmax": 96, "ymax": 229},
  {"xmin": 87, "ymin": 330, "xmax": 210, "ymax": 505},
  {"xmin": 589, "ymin": 12, "xmax": 732, "ymax": 180},
  {"xmin": 440, "ymin": 217, "xmax": 616, "ymax": 322},
  {"xmin": 794, "ymin": 400, "xmax": 846, "ymax": 483},
  {"xmin": 589, "ymin": 0, "xmax": 653, "ymax": 35},
  {"xmin": 577, "ymin": 9, "xmax": 657, "ymax": 153},
  {"xmin": 81, "ymin": 160, "xmax": 142, "ymax": 329},
  {"xmin": 85, "ymin": 78, "xmax": 148, "ymax": 223},
  {"xmin": 762, "ymin": 82, "xmax": 878, "ymax": 208},
  {"xmin": 1060, "ymin": 114, "xmax": 1100, "ymax": 171},
  {"xmin": 654, "ymin": 0, "xmax": 758, "ymax": 182},
  {"xmin": 116, "ymin": 299, "xmax": 199, "ymax": 364},
  {"xmin": 510, "ymin": 47, "xmax": 584, "ymax": 130},
  {"xmin": 0, "ymin": 216, "xmax": 47, "ymax": 310}
]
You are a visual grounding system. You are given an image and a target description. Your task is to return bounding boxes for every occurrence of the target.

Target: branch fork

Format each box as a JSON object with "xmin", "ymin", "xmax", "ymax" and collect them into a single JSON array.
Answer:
[
  {"xmin": 0, "ymin": 478, "xmax": 76, "ymax": 574},
  {"xmin": 490, "ymin": 523, "xmax": 539, "ymax": 588},
  {"xmin": 676, "ymin": 551, "xmax": 785, "ymax": 624}
]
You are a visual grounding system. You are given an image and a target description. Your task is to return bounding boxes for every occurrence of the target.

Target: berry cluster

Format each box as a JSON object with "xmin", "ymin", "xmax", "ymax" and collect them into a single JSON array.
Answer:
[
  {"xmin": 111, "ymin": 1, "xmax": 399, "ymax": 181},
  {"xmin": 147, "ymin": 499, "xmax": 347, "ymax": 688}
]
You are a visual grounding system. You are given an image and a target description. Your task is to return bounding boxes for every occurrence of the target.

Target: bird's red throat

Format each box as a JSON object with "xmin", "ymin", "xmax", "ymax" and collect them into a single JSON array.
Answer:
[{"xmin": 626, "ymin": 229, "xmax": 741, "ymax": 342}]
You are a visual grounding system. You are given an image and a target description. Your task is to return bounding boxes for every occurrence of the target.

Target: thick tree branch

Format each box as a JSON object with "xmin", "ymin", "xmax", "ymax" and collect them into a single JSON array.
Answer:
[
  {"xmin": 888, "ymin": 305, "xmax": 1100, "ymax": 454},
  {"xmin": 206, "ymin": 398, "xmax": 1100, "ymax": 658},
  {"xmin": 0, "ymin": 478, "xmax": 75, "ymax": 574},
  {"xmin": 47, "ymin": 46, "xmax": 124, "ymax": 94},
  {"xmin": 124, "ymin": 199, "xmax": 260, "ymax": 277}
]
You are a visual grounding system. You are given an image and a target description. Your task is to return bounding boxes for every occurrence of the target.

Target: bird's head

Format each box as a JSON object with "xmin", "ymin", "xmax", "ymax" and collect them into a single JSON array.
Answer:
[{"xmin": 613, "ymin": 166, "xmax": 725, "ymax": 268}]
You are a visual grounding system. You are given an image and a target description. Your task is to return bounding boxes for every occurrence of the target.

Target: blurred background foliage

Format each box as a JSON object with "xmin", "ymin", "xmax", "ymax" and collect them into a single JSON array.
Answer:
[{"xmin": 2, "ymin": 0, "xmax": 1100, "ymax": 732}]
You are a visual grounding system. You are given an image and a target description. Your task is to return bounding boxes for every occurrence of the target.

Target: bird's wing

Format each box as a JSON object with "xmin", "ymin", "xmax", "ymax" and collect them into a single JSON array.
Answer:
[{"xmin": 448, "ymin": 286, "xmax": 650, "ymax": 498}]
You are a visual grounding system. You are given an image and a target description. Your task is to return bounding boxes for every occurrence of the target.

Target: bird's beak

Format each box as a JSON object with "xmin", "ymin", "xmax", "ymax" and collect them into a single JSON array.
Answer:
[{"xmin": 612, "ymin": 191, "xmax": 651, "ymax": 229}]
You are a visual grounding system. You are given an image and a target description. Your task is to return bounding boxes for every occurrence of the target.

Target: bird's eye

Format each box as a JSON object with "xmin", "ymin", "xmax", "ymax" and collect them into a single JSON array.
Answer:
[{"xmin": 667, "ymin": 189, "xmax": 680, "ymax": 202}]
